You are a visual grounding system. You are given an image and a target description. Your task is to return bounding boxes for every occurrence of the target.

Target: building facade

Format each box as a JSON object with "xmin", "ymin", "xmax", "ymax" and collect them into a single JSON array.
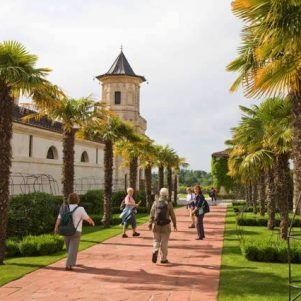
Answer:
[{"xmin": 11, "ymin": 50, "xmax": 146, "ymax": 195}]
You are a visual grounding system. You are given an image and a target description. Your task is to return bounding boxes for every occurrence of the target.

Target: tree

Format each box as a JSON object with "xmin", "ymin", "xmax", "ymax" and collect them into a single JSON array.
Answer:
[
  {"xmin": 27, "ymin": 97, "xmax": 98, "ymax": 200},
  {"xmin": 228, "ymin": 0, "xmax": 301, "ymax": 213},
  {"xmin": 114, "ymin": 134, "xmax": 144, "ymax": 191},
  {"xmin": 83, "ymin": 115, "xmax": 136, "ymax": 227},
  {"xmin": 0, "ymin": 41, "xmax": 61, "ymax": 265},
  {"xmin": 227, "ymin": 98, "xmax": 292, "ymax": 238}
]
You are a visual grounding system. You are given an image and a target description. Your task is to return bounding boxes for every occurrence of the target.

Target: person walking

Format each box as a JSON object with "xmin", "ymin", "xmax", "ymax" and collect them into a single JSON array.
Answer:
[
  {"xmin": 54, "ymin": 193, "xmax": 95, "ymax": 271},
  {"xmin": 192, "ymin": 185, "xmax": 209, "ymax": 240},
  {"xmin": 209, "ymin": 187, "xmax": 217, "ymax": 206},
  {"xmin": 186, "ymin": 187, "xmax": 196, "ymax": 228},
  {"xmin": 149, "ymin": 187, "xmax": 177, "ymax": 264},
  {"xmin": 120, "ymin": 187, "xmax": 141, "ymax": 238}
]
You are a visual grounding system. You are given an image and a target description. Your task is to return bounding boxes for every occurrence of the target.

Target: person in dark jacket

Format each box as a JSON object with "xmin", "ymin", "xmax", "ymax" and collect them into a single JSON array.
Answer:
[{"xmin": 191, "ymin": 185, "xmax": 209, "ymax": 240}]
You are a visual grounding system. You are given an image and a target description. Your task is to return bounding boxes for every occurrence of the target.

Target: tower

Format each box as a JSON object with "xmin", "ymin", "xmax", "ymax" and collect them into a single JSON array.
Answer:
[{"xmin": 96, "ymin": 49, "xmax": 147, "ymax": 134}]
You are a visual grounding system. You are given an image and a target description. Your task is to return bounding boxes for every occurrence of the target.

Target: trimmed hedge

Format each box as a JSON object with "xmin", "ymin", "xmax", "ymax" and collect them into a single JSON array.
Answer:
[
  {"xmin": 241, "ymin": 238, "xmax": 301, "ymax": 263},
  {"xmin": 236, "ymin": 214, "xmax": 301, "ymax": 227},
  {"xmin": 6, "ymin": 234, "xmax": 64, "ymax": 257},
  {"xmin": 8, "ymin": 193, "xmax": 63, "ymax": 237}
]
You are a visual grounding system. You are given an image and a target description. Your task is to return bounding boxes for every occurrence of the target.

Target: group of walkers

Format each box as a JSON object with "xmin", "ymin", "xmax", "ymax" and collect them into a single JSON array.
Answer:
[{"xmin": 54, "ymin": 185, "xmax": 216, "ymax": 270}]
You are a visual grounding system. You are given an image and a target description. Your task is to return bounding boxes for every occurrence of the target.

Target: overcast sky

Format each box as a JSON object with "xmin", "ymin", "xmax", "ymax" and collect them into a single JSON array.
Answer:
[{"xmin": 1, "ymin": 0, "xmax": 251, "ymax": 171}]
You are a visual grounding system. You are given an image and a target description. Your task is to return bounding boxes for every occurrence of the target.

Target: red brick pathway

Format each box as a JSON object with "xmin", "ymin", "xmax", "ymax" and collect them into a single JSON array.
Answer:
[{"xmin": 0, "ymin": 205, "xmax": 226, "ymax": 301}]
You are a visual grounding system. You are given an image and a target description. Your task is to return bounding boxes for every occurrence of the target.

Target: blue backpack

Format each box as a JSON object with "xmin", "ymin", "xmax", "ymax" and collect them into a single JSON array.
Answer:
[{"xmin": 58, "ymin": 205, "xmax": 80, "ymax": 236}]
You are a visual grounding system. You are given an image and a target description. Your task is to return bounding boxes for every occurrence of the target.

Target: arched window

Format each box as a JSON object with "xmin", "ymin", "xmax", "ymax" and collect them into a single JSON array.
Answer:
[
  {"xmin": 46, "ymin": 146, "xmax": 58, "ymax": 160},
  {"xmin": 81, "ymin": 151, "xmax": 89, "ymax": 163}
]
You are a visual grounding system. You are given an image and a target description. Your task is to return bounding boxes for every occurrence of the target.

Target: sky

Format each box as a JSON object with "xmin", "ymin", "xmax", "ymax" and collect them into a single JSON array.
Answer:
[{"xmin": 1, "ymin": 0, "xmax": 251, "ymax": 172}]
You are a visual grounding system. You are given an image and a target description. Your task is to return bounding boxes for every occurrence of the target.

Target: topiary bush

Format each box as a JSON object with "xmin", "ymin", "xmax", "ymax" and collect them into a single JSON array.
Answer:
[
  {"xmin": 236, "ymin": 214, "xmax": 301, "ymax": 227},
  {"xmin": 7, "ymin": 234, "xmax": 64, "ymax": 257},
  {"xmin": 241, "ymin": 238, "xmax": 301, "ymax": 263},
  {"xmin": 80, "ymin": 190, "xmax": 103, "ymax": 214},
  {"xmin": 8, "ymin": 193, "xmax": 63, "ymax": 238}
]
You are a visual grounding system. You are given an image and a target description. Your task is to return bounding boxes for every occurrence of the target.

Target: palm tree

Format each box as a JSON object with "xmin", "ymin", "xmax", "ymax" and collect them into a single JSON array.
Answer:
[
  {"xmin": 114, "ymin": 134, "xmax": 144, "ymax": 191},
  {"xmin": 83, "ymin": 115, "xmax": 136, "ymax": 227},
  {"xmin": 27, "ymin": 97, "xmax": 98, "ymax": 200},
  {"xmin": 137, "ymin": 138, "xmax": 156, "ymax": 209},
  {"xmin": 172, "ymin": 156, "xmax": 188, "ymax": 205},
  {"xmin": 228, "ymin": 0, "xmax": 301, "ymax": 213},
  {"xmin": 0, "ymin": 41, "xmax": 61, "ymax": 265},
  {"xmin": 228, "ymin": 98, "xmax": 292, "ymax": 238}
]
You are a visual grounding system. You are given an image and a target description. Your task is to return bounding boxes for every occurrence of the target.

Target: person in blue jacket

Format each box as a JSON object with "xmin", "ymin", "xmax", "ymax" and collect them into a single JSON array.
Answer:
[{"xmin": 191, "ymin": 185, "xmax": 210, "ymax": 240}]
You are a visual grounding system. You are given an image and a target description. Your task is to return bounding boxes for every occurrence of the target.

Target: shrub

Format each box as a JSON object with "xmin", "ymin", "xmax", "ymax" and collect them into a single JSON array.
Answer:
[
  {"xmin": 19, "ymin": 236, "xmax": 39, "ymax": 256},
  {"xmin": 112, "ymin": 191, "xmax": 126, "ymax": 207},
  {"xmin": 241, "ymin": 237, "xmax": 301, "ymax": 263},
  {"xmin": 232, "ymin": 200, "xmax": 246, "ymax": 206},
  {"xmin": 15, "ymin": 234, "xmax": 64, "ymax": 257},
  {"xmin": 5, "ymin": 239, "xmax": 21, "ymax": 257},
  {"xmin": 80, "ymin": 190, "xmax": 103, "ymax": 214},
  {"xmin": 236, "ymin": 214, "xmax": 301, "ymax": 227},
  {"xmin": 8, "ymin": 192, "xmax": 63, "ymax": 237},
  {"xmin": 37, "ymin": 235, "xmax": 64, "ymax": 255}
]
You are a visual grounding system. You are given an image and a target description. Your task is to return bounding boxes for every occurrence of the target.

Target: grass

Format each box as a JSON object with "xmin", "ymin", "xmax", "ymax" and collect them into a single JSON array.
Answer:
[
  {"xmin": 218, "ymin": 207, "xmax": 299, "ymax": 301},
  {"xmin": 0, "ymin": 213, "xmax": 149, "ymax": 287}
]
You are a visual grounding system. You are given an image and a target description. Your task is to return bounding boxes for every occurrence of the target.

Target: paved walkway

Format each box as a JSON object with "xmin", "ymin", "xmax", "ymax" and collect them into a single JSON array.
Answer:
[{"xmin": 0, "ymin": 205, "xmax": 227, "ymax": 301}]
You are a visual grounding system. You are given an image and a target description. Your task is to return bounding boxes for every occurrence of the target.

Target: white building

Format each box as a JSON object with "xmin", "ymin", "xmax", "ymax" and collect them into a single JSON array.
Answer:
[{"xmin": 11, "ymin": 50, "xmax": 147, "ymax": 195}]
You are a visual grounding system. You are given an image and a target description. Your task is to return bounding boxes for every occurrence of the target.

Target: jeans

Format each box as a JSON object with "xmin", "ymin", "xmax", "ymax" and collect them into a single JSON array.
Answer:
[{"xmin": 196, "ymin": 215, "xmax": 205, "ymax": 239}]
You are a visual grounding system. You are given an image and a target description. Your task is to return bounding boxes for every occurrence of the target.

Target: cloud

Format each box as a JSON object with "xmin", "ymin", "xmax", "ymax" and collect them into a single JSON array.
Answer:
[{"xmin": 1, "ymin": 0, "xmax": 249, "ymax": 171}]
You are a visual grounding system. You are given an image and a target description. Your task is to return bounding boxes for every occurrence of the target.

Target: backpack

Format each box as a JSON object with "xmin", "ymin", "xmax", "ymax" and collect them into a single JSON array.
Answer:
[
  {"xmin": 154, "ymin": 201, "xmax": 171, "ymax": 226},
  {"xmin": 58, "ymin": 205, "xmax": 80, "ymax": 236}
]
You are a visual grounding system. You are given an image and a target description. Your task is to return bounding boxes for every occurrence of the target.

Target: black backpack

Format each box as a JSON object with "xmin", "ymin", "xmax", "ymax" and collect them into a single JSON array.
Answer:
[
  {"xmin": 58, "ymin": 205, "xmax": 80, "ymax": 236},
  {"xmin": 154, "ymin": 201, "xmax": 171, "ymax": 226}
]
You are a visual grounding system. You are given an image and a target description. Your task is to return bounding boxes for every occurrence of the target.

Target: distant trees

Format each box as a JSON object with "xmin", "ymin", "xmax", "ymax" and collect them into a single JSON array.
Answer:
[{"xmin": 178, "ymin": 170, "xmax": 213, "ymax": 187}]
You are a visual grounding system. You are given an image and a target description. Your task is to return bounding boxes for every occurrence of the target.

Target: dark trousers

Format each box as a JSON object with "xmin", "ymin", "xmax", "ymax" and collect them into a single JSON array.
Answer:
[{"xmin": 196, "ymin": 215, "xmax": 205, "ymax": 239}]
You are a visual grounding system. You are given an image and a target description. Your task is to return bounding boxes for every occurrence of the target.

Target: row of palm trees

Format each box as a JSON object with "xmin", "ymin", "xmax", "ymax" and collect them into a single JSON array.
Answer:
[
  {"xmin": 227, "ymin": 98, "xmax": 292, "ymax": 239},
  {"xmin": 0, "ymin": 41, "xmax": 186, "ymax": 264},
  {"xmin": 227, "ymin": 1, "xmax": 301, "ymax": 240}
]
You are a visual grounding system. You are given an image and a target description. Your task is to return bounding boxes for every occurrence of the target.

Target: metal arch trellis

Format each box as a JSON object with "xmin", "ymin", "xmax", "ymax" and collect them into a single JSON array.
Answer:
[
  {"xmin": 288, "ymin": 193, "xmax": 301, "ymax": 301},
  {"xmin": 9, "ymin": 173, "xmax": 59, "ymax": 196}
]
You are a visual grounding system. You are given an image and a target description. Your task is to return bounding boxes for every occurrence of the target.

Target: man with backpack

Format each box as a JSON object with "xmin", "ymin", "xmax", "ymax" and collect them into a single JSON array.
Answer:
[{"xmin": 149, "ymin": 187, "xmax": 177, "ymax": 264}]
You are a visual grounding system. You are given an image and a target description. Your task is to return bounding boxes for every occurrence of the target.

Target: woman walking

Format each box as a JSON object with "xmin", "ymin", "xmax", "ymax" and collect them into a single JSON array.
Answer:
[
  {"xmin": 120, "ymin": 187, "xmax": 141, "ymax": 238},
  {"xmin": 149, "ymin": 188, "xmax": 177, "ymax": 264},
  {"xmin": 186, "ymin": 187, "xmax": 195, "ymax": 228},
  {"xmin": 54, "ymin": 193, "xmax": 95, "ymax": 271},
  {"xmin": 192, "ymin": 185, "xmax": 209, "ymax": 240}
]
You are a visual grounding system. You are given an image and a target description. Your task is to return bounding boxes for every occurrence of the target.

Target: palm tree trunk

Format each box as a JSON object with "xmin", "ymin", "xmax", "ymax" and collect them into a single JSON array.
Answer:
[
  {"xmin": 0, "ymin": 83, "xmax": 13, "ymax": 265},
  {"xmin": 291, "ymin": 93, "xmax": 301, "ymax": 213},
  {"xmin": 251, "ymin": 183, "xmax": 258, "ymax": 214},
  {"xmin": 275, "ymin": 154, "xmax": 289, "ymax": 240},
  {"xmin": 173, "ymin": 174, "xmax": 178, "ymax": 205},
  {"xmin": 129, "ymin": 156, "xmax": 138, "ymax": 190},
  {"xmin": 62, "ymin": 128, "xmax": 75, "ymax": 200},
  {"xmin": 102, "ymin": 140, "xmax": 113, "ymax": 227},
  {"xmin": 158, "ymin": 165, "xmax": 164, "ymax": 189},
  {"xmin": 246, "ymin": 183, "xmax": 252, "ymax": 206},
  {"xmin": 258, "ymin": 174, "xmax": 266, "ymax": 216},
  {"xmin": 167, "ymin": 167, "xmax": 172, "ymax": 202},
  {"xmin": 266, "ymin": 167, "xmax": 276, "ymax": 230},
  {"xmin": 144, "ymin": 165, "xmax": 152, "ymax": 210}
]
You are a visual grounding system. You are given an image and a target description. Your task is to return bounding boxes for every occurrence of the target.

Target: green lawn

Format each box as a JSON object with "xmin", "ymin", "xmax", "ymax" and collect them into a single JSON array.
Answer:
[
  {"xmin": 218, "ymin": 207, "xmax": 299, "ymax": 301},
  {"xmin": 0, "ymin": 214, "xmax": 149, "ymax": 287}
]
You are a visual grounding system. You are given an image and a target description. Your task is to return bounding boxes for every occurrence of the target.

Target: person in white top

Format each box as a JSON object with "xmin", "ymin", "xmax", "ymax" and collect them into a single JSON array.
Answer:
[
  {"xmin": 186, "ymin": 187, "xmax": 196, "ymax": 228},
  {"xmin": 54, "ymin": 193, "xmax": 95, "ymax": 271}
]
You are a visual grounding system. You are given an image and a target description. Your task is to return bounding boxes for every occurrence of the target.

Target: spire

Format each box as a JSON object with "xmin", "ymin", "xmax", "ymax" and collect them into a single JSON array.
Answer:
[{"xmin": 96, "ymin": 49, "xmax": 146, "ymax": 82}]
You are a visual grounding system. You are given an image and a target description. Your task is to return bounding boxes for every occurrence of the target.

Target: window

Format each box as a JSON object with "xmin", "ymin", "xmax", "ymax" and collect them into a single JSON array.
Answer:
[
  {"xmin": 81, "ymin": 151, "xmax": 89, "ymax": 163},
  {"xmin": 29, "ymin": 135, "xmax": 33, "ymax": 157},
  {"xmin": 46, "ymin": 146, "xmax": 58, "ymax": 160},
  {"xmin": 114, "ymin": 91, "xmax": 121, "ymax": 105}
]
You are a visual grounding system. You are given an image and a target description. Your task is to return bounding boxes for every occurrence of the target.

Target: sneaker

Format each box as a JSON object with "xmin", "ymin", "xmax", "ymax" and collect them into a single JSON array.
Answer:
[
  {"xmin": 122, "ymin": 234, "xmax": 128, "ymax": 238},
  {"xmin": 133, "ymin": 232, "xmax": 140, "ymax": 237},
  {"xmin": 152, "ymin": 251, "xmax": 158, "ymax": 263},
  {"xmin": 188, "ymin": 224, "xmax": 195, "ymax": 228},
  {"xmin": 160, "ymin": 260, "xmax": 169, "ymax": 264}
]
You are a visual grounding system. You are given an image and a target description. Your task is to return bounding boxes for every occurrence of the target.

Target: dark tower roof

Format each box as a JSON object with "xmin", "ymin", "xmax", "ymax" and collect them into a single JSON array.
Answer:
[{"xmin": 96, "ymin": 50, "xmax": 146, "ymax": 82}]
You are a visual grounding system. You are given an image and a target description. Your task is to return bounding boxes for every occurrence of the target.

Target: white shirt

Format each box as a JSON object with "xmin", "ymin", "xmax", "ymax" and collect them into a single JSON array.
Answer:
[
  {"xmin": 58, "ymin": 204, "xmax": 89, "ymax": 232},
  {"xmin": 186, "ymin": 193, "xmax": 195, "ymax": 204}
]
